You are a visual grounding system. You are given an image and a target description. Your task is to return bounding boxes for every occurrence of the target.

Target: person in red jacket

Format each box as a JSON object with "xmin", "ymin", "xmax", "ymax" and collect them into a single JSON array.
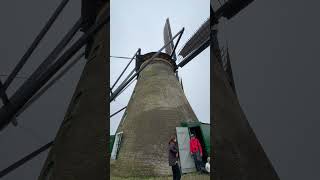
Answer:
[{"xmin": 189, "ymin": 134, "xmax": 203, "ymax": 172}]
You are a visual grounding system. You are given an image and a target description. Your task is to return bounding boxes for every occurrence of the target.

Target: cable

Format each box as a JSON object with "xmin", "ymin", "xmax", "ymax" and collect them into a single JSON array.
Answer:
[
  {"xmin": 2, "ymin": 0, "xmax": 70, "ymax": 91},
  {"xmin": 15, "ymin": 52, "xmax": 85, "ymax": 118},
  {"xmin": 0, "ymin": 141, "xmax": 53, "ymax": 178},
  {"xmin": 111, "ymin": 49, "xmax": 140, "ymax": 90},
  {"xmin": 0, "ymin": 15, "xmax": 109, "ymax": 130},
  {"xmin": 110, "ymin": 106, "xmax": 127, "ymax": 118},
  {"xmin": 112, "ymin": 77, "xmax": 136, "ymax": 102},
  {"xmin": 110, "ymin": 56, "xmax": 136, "ymax": 60},
  {"xmin": 110, "ymin": 27, "xmax": 185, "ymax": 102}
]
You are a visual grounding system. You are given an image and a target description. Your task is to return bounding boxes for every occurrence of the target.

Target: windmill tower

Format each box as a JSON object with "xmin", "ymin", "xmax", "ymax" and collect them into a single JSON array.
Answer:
[
  {"xmin": 211, "ymin": 1, "xmax": 280, "ymax": 179},
  {"xmin": 0, "ymin": 1, "xmax": 109, "ymax": 179},
  {"xmin": 111, "ymin": 51, "xmax": 199, "ymax": 177},
  {"xmin": 110, "ymin": 16, "xmax": 208, "ymax": 176},
  {"xmin": 37, "ymin": 2, "xmax": 109, "ymax": 180}
]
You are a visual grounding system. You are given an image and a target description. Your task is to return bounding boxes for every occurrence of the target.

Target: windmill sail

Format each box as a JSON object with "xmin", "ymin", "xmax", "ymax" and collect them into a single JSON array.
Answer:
[
  {"xmin": 163, "ymin": 18, "xmax": 177, "ymax": 60},
  {"xmin": 178, "ymin": 18, "xmax": 210, "ymax": 58}
]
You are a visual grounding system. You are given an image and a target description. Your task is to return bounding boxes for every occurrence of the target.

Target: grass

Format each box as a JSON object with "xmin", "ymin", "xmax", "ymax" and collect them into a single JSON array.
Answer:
[{"xmin": 110, "ymin": 172, "xmax": 211, "ymax": 180}]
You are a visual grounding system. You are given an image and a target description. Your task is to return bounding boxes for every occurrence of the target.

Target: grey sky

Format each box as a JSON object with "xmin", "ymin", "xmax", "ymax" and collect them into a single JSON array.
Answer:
[
  {"xmin": 0, "ymin": 0, "xmax": 83, "ymax": 179},
  {"xmin": 217, "ymin": 0, "xmax": 320, "ymax": 179},
  {"xmin": 110, "ymin": 0, "xmax": 210, "ymax": 135},
  {"xmin": 0, "ymin": 0, "xmax": 318, "ymax": 180}
]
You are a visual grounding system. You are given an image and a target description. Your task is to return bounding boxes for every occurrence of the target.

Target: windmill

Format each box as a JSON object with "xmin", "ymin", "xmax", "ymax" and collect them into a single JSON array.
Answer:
[
  {"xmin": 0, "ymin": 1, "xmax": 109, "ymax": 179},
  {"xmin": 211, "ymin": 0, "xmax": 280, "ymax": 180},
  {"xmin": 110, "ymin": 0, "xmax": 280, "ymax": 179},
  {"xmin": 109, "ymin": 11, "xmax": 210, "ymax": 179}
]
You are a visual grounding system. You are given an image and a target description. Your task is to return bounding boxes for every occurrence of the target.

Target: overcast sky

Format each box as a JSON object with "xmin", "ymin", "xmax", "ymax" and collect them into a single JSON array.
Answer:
[
  {"xmin": 0, "ymin": 0, "xmax": 83, "ymax": 179},
  {"xmin": 110, "ymin": 0, "xmax": 210, "ymax": 135},
  {"xmin": 0, "ymin": 1, "xmax": 319, "ymax": 180},
  {"xmin": 216, "ymin": 0, "xmax": 320, "ymax": 179}
]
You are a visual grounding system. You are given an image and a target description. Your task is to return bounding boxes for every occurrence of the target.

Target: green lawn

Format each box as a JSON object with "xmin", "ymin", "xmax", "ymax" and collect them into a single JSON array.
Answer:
[{"xmin": 110, "ymin": 172, "xmax": 211, "ymax": 180}]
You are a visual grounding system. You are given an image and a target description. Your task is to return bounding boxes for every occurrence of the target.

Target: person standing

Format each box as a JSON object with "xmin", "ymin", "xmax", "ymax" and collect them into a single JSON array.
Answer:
[
  {"xmin": 168, "ymin": 136, "xmax": 181, "ymax": 180},
  {"xmin": 189, "ymin": 134, "xmax": 203, "ymax": 172}
]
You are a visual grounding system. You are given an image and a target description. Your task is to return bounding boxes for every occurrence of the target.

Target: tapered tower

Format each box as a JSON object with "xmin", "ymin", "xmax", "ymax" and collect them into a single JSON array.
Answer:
[
  {"xmin": 37, "ymin": 3, "xmax": 108, "ymax": 180},
  {"xmin": 111, "ymin": 52, "xmax": 199, "ymax": 177}
]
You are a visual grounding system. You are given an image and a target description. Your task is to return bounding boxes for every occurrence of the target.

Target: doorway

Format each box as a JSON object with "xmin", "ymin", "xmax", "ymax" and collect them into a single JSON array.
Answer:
[{"xmin": 189, "ymin": 126, "xmax": 208, "ymax": 163}]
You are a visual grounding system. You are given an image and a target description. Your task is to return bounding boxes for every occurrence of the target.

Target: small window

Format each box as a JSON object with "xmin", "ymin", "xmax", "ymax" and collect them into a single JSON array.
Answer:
[{"xmin": 110, "ymin": 131, "xmax": 123, "ymax": 160}]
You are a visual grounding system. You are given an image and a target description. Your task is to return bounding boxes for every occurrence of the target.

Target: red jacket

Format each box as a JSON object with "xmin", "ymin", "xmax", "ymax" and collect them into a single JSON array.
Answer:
[{"xmin": 189, "ymin": 137, "xmax": 203, "ymax": 155}]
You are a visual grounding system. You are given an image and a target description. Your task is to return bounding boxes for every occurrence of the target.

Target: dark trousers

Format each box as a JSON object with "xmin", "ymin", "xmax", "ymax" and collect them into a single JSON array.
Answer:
[
  {"xmin": 192, "ymin": 151, "xmax": 203, "ymax": 171},
  {"xmin": 171, "ymin": 163, "xmax": 181, "ymax": 180}
]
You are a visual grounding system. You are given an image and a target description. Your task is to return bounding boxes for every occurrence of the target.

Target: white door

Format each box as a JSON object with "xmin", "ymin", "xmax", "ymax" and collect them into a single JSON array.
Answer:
[
  {"xmin": 176, "ymin": 127, "xmax": 196, "ymax": 173},
  {"xmin": 111, "ymin": 131, "xmax": 123, "ymax": 160}
]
